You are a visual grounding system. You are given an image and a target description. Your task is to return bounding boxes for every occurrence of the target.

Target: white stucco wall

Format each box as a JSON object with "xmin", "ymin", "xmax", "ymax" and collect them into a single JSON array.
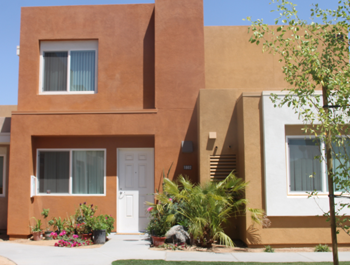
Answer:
[{"xmin": 262, "ymin": 91, "xmax": 350, "ymax": 216}]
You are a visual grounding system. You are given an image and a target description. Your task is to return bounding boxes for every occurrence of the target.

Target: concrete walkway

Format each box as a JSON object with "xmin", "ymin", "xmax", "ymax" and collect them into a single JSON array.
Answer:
[{"xmin": 0, "ymin": 234, "xmax": 350, "ymax": 265}]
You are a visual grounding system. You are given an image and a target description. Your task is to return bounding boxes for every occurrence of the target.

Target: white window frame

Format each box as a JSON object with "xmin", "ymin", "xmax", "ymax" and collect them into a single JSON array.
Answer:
[
  {"xmin": 286, "ymin": 136, "xmax": 327, "ymax": 196},
  {"xmin": 0, "ymin": 155, "xmax": 6, "ymax": 197},
  {"xmin": 36, "ymin": 149, "xmax": 106, "ymax": 196},
  {"xmin": 286, "ymin": 135, "xmax": 350, "ymax": 196},
  {"xmin": 39, "ymin": 41, "xmax": 98, "ymax": 95}
]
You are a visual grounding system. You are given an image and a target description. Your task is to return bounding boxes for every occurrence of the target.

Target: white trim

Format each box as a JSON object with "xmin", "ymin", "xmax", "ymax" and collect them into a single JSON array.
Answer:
[
  {"xmin": 0, "ymin": 155, "xmax": 5, "ymax": 197},
  {"xmin": 39, "ymin": 40, "xmax": 98, "ymax": 95},
  {"xmin": 262, "ymin": 92, "xmax": 350, "ymax": 216},
  {"xmin": 36, "ymin": 148, "xmax": 106, "ymax": 196}
]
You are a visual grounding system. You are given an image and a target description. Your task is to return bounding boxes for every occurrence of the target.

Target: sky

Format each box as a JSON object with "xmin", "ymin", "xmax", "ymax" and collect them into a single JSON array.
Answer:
[{"xmin": 0, "ymin": 0, "xmax": 340, "ymax": 105}]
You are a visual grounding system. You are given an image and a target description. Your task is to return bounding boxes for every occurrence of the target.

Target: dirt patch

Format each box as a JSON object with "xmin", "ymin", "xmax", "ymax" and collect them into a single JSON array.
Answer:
[
  {"xmin": 150, "ymin": 244, "xmax": 350, "ymax": 253},
  {"xmin": 0, "ymin": 238, "xmax": 102, "ymax": 249}
]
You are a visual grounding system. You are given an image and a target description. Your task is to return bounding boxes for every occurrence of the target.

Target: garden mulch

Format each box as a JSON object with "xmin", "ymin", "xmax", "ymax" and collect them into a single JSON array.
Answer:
[{"xmin": 150, "ymin": 244, "xmax": 350, "ymax": 253}]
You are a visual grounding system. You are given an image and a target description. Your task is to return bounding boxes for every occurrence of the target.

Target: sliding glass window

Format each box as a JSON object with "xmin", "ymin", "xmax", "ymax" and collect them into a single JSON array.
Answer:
[{"xmin": 38, "ymin": 150, "xmax": 105, "ymax": 195}]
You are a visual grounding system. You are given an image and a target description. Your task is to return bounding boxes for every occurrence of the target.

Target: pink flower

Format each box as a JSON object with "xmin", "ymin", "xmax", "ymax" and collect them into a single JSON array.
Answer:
[
  {"xmin": 106, "ymin": 217, "xmax": 108, "ymax": 220},
  {"xmin": 147, "ymin": 207, "xmax": 153, "ymax": 212},
  {"xmin": 169, "ymin": 198, "xmax": 173, "ymax": 201},
  {"xmin": 59, "ymin": 230, "xmax": 66, "ymax": 237},
  {"xmin": 73, "ymin": 234, "xmax": 79, "ymax": 239}
]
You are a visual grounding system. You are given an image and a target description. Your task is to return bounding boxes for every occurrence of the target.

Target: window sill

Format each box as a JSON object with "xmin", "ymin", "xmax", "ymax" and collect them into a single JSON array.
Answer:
[
  {"xmin": 39, "ymin": 91, "xmax": 96, "ymax": 95},
  {"xmin": 36, "ymin": 194, "xmax": 106, "ymax": 196},
  {"xmin": 12, "ymin": 109, "xmax": 158, "ymax": 115}
]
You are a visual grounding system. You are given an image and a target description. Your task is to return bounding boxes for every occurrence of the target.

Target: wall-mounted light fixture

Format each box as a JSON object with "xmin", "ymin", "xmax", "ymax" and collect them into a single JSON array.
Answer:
[
  {"xmin": 209, "ymin": 132, "xmax": 217, "ymax": 139},
  {"xmin": 181, "ymin": 141, "xmax": 193, "ymax": 153}
]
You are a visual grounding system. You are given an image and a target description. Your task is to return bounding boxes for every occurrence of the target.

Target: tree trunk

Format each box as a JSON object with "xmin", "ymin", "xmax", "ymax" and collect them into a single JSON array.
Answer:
[{"xmin": 322, "ymin": 85, "xmax": 339, "ymax": 265}]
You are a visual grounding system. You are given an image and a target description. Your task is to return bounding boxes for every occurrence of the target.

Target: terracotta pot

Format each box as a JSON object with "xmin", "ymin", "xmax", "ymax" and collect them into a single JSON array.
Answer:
[
  {"xmin": 81, "ymin": 233, "xmax": 92, "ymax": 240},
  {"xmin": 32, "ymin": 231, "xmax": 42, "ymax": 241},
  {"xmin": 152, "ymin": 236, "xmax": 166, "ymax": 247}
]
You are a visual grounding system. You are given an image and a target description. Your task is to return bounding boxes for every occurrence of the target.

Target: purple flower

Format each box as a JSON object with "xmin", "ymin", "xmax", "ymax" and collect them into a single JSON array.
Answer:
[{"xmin": 84, "ymin": 202, "xmax": 86, "ymax": 205}]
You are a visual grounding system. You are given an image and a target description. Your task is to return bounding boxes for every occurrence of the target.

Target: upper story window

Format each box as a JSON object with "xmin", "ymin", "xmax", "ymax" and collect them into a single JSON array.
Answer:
[{"xmin": 40, "ymin": 41, "xmax": 98, "ymax": 94}]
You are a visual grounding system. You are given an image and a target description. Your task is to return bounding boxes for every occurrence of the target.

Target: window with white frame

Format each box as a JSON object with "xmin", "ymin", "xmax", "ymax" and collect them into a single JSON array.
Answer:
[
  {"xmin": 40, "ymin": 41, "xmax": 98, "ymax": 94},
  {"xmin": 37, "ymin": 150, "xmax": 105, "ymax": 195},
  {"xmin": 287, "ymin": 137, "xmax": 323, "ymax": 192},
  {"xmin": 0, "ymin": 156, "xmax": 4, "ymax": 196},
  {"xmin": 287, "ymin": 136, "xmax": 350, "ymax": 193}
]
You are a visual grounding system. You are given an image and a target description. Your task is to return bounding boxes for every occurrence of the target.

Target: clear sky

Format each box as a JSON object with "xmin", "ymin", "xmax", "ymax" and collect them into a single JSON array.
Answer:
[{"xmin": 0, "ymin": 0, "xmax": 339, "ymax": 105}]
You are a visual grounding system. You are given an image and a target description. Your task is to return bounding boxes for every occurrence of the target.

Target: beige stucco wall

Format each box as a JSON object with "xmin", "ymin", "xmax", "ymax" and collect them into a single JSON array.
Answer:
[
  {"xmin": 0, "ymin": 106, "xmax": 17, "ymax": 118},
  {"xmin": 204, "ymin": 26, "xmax": 287, "ymax": 90}
]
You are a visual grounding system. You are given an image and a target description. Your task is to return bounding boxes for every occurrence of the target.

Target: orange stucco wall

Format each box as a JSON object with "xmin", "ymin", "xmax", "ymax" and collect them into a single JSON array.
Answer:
[
  {"xmin": 18, "ymin": 4, "xmax": 155, "ymax": 112},
  {"xmin": 8, "ymin": 0, "xmax": 204, "ymax": 238}
]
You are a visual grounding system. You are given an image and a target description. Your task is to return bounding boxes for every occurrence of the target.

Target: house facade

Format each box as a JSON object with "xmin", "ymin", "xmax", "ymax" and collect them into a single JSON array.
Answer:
[{"xmin": 1, "ymin": 0, "xmax": 349, "ymax": 247}]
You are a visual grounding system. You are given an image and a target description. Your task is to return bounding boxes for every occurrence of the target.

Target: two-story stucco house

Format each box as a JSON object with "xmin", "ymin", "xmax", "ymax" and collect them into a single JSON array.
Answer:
[{"xmin": 0, "ymin": 0, "xmax": 349, "ymax": 247}]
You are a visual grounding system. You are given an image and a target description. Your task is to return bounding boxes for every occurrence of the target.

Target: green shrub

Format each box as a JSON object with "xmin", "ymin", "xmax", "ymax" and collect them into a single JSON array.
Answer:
[
  {"xmin": 147, "ymin": 172, "xmax": 264, "ymax": 248},
  {"xmin": 314, "ymin": 244, "xmax": 331, "ymax": 252},
  {"xmin": 264, "ymin": 245, "xmax": 274, "ymax": 253}
]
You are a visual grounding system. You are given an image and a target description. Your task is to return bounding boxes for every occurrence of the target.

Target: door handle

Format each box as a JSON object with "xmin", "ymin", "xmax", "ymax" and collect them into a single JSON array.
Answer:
[{"xmin": 119, "ymin": 191, "xmax": 124, "ymax": 199}]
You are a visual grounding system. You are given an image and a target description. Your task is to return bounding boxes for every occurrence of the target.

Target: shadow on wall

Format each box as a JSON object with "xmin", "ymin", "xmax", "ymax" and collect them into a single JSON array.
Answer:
[
  {"xmin": 0, "ymin": 118, "xmax": 11, "ymax": 133},
  {"xmin": 143, "ymin": 9, "xmax": 155, "ymax": 109},
  {"xmin": 246, "ymin": 225, "xmax": 262, "ymax": 245},
  {"xmin": 155, "ymin": 98, "xmax": 199, "ymax": 192}
]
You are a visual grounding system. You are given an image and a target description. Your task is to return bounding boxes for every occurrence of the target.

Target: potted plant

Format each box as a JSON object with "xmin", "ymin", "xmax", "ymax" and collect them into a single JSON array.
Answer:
[
  {"xmin": 146, "ymin": 206, "xmax": 172, "ymax": 247},
  {"xmin": 91, "ymin": 215, "xmax": 108, "ymax": 244},
  {"xmin": 30, "ymin": 217, "xmax": 43, "ymax": 241},
  {"xmin": 75, "ymin": 202, "xmax": 97, "ymax": 240},
  {"xmin": 53, "ymin": 217, "xmax": 64, "ymax": 234},
  {"xmin": 41, "ymin": 209, "xmax": 54, "ymax": 240}
]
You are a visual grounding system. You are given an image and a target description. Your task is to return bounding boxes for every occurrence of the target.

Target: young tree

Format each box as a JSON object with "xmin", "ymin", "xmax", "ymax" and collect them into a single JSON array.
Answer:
[{"xmin": 246, "ymin": 1, "xmax": 350, "ymax": 264}]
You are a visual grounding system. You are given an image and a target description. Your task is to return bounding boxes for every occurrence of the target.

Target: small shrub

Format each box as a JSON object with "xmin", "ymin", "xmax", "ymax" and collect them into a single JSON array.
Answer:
[
  {"xmin": 314, "ymin": 244, "xmax": 331, "ymax": 252},
  {"xmin": 264, "ymin": 245, "xmax": 274, "ymax": 253}
]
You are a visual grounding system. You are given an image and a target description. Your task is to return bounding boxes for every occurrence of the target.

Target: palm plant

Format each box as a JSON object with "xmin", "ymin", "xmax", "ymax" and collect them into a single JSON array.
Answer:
[{"xmin": 160, "ymin": 172, "xmax": 263, "ymax": 248}]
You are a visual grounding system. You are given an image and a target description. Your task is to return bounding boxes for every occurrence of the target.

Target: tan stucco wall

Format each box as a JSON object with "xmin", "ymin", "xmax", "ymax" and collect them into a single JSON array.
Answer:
[
  {"xmin": 198, "ymin": 89, "xmax": 239, "ymax": 182},
  {"xmin": 201, "ymin": 26, "xmax": 350, "ymax": 246},
  {"xmin": 204, "ymin": 26, "xmax": 287, "ymax": 90},
  {"xmin": 0, "ymin": 106, "xmax": 17, "ymax": 117}
]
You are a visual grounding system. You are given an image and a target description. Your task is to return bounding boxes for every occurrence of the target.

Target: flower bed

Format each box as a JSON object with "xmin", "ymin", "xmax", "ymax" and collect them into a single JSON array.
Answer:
[{"xmin": 51, "ymin": 231, "xmax": 93, "ymax": 248}]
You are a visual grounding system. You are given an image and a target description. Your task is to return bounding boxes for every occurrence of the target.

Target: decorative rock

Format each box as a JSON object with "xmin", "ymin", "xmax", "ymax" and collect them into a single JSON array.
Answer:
[{"xmin": 165, "ymin": 225, "xmax": 190, "ymax": 244}]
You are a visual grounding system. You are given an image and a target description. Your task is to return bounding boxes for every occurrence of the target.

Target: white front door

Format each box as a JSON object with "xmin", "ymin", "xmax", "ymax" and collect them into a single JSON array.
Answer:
[{"xmin": 117, "ymin": 148, "xmax": 154, "ymax": 233}]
